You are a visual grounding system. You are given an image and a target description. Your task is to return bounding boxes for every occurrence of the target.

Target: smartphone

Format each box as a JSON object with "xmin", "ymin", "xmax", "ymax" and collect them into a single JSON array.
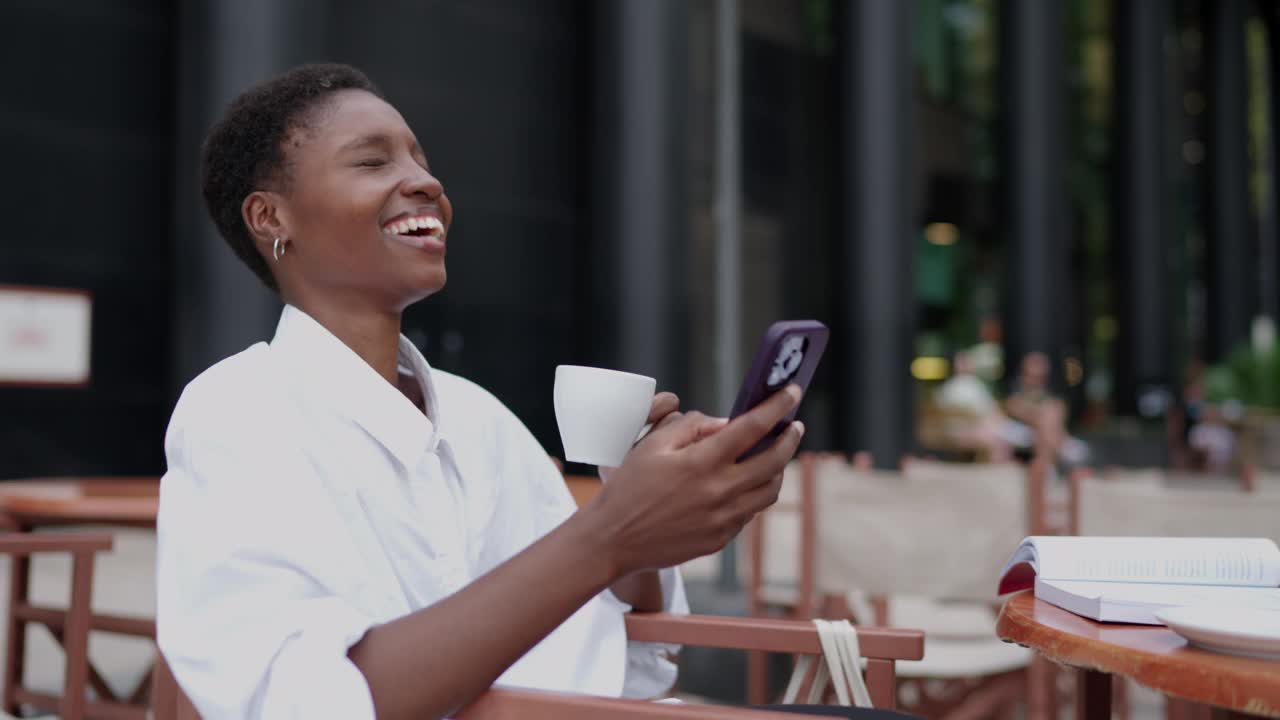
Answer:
[{"xmin": 728, "ymin": 320, "xmax": 829, "ymax": 460}]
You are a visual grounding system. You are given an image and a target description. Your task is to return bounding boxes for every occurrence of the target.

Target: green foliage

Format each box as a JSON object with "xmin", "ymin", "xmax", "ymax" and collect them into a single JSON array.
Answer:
[{"xmin": 1205, "ymin": 344, "xmax": 1280, "ymax": 409}]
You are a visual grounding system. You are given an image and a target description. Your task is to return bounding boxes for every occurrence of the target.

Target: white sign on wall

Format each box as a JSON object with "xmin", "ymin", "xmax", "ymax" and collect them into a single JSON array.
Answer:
[{"xmin": 0, "ymin": 286, "xmax": 92, "ymax": 386}]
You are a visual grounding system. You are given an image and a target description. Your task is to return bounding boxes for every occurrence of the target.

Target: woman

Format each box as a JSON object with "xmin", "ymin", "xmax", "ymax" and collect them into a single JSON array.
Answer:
[{"xmin": 158, "ymin": 63, "xmax": 805, "ymax": 719}]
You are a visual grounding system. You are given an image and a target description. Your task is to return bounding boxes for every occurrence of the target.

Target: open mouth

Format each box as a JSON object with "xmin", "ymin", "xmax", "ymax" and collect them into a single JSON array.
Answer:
[
  {"xmin": 381, "ymin": 212, "xmax": 447, "ymax": 252},
  {"xmin": 382, "ymin": 214, "xmax": 445, "ymax": 239}
]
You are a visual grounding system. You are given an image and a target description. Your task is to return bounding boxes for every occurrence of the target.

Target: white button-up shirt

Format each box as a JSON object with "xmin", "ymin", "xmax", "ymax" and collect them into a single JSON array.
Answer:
[{"xmin": 157, "ymin": 305, "xmax": 686, "ymax": 719}]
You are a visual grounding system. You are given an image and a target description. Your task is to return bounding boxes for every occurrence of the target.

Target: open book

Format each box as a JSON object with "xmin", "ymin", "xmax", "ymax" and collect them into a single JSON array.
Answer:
[{"xmin": 998, "ymin": 536, "xmax": 1280, "ymax": 625}]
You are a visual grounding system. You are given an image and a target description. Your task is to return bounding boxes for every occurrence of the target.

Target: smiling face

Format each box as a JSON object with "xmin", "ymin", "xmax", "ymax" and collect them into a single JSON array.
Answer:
[{"xmin": 242, "ymin": 89, "xmax": 453, "ymax": 313}]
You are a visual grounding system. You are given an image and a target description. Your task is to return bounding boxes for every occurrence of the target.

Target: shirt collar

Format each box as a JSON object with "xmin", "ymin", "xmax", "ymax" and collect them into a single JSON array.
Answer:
[{"xmin": 270, "ymin": 305, "xmax": 441, "ymax": 467}]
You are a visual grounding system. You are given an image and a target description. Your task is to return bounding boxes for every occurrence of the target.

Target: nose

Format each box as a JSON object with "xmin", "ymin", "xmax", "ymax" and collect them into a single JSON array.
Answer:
[{"xmin": 402, "ymin": 163, "xmax": 444, "ymax": 201}]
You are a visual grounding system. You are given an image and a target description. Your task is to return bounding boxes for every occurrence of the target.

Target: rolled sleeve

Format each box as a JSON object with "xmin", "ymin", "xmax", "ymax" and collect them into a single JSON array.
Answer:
[
  {"xmin": 157, "ymin": 414, "xmax": 379, "ymax": 720},
  {"xmin": 257, "ymin": 598, "xmax": 376, "ymax": 719}
]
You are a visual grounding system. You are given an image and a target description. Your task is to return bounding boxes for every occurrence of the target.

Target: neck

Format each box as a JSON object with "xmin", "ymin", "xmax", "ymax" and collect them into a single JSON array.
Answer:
[{"xmin": 289, "ymin": 297, "xmax": 403, "ymax": 386}]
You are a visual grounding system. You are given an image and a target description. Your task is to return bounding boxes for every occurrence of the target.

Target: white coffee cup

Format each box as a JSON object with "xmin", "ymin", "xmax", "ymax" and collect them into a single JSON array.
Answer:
[{"xmin": 554, "ymin": 365, "xmax": 656, "ymax": 467}]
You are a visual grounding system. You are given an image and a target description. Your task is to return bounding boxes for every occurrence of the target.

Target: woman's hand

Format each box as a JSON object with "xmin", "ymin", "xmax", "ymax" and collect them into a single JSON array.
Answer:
[
  {"xmin": 578, "ymin": 385, "xmax": 805, "ymax": 577},
  {"xmin": 597, "ymin": 391, "xmax": 681, "ymax": 483}
]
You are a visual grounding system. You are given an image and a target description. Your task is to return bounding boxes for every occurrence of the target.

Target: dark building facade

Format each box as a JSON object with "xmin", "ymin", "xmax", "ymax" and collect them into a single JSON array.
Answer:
[{"xmin": 1, "ymin": 0, "xmax": 1275, "ymax": 477}]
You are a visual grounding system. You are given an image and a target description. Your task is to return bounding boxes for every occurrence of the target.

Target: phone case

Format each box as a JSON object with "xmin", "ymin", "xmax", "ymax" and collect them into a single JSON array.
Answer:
[{"xmin": 728, "ymin": 320, "xmax": 829, "ymax": 459}]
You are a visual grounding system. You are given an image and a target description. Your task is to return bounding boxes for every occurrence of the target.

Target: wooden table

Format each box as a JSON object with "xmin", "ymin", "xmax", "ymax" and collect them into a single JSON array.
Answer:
[
  {"xmin": 0, "ymin": 477, "xmax": 159, "ymax": 530},
  {"xmin": 0, "ymin": 477, "xmax": 160, "ymax": 719},
  {"xmin": 997, "ymin": 591, "xmax": 1280, "ymax": 720}
]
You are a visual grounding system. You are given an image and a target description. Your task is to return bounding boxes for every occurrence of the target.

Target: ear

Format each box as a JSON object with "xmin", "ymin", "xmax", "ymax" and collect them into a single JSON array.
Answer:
[{"xmin": 241, "ymin": 191, "xmax": 291, "ymax": 255}]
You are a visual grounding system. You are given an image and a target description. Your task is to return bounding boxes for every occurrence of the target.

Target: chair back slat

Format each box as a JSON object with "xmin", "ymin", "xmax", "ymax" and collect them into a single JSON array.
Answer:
[
  {"xmin": 1072, "ymin": 470, "xmax": 1280, "ymax": 541},
  {"xmin": 811, "ymin": 457, "xmax": 1027, "ymax": 601},
  {"xmin": 624, "ymin": 613, "xmax": 922, "ymax": 661},
  {"xmin": 153, "ymin": 612, "xmax": 922, "ymax": 718}
]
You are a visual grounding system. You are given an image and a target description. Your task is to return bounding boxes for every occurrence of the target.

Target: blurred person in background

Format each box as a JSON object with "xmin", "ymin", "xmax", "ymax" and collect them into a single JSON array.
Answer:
[
  {"xmin": 1005, "ymin": 352, "xmax": 1054, "ymax": 420},
  {"xmin": 155, "ymin": 64, "xmax": 824, "ymax": 720},
  {"xmin": 1188, "ymin": 403, "xmax": 1236, "ymax": 472},
  {"xmin": 1173, "ymin": 360, "xmax": 1237, "ymax": 472},
  {"xmin": 934, "ymin": 350, "xmax": 1017, "ymax": 462},
  {"xmin": 1169, "ymin": 359, "xmax": 1207, "ymax": 468},
  {"xmin": 965, "ymin": 316, "xmax": 1006, "ymax": 386},
  {"xmin": 1006, "ymin": 352, "xmax": 1088, "ymax": 467}
]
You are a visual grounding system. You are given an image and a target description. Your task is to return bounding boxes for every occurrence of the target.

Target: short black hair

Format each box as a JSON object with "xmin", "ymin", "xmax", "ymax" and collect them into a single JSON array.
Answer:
[{"xmin": 200, "ymin": 63, "xmax": 383, "ymax": 291}]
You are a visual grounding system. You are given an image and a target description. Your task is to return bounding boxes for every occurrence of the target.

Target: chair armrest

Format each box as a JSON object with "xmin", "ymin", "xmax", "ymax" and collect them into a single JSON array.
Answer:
[
  {"xmin": 625, "ymin": 612, "xmax": 925, "ymax": 661},
  {"xmin": 458, "ymin": 687, "xmax": 832, "ymax": 719},
  {"xmin": 0, "ymin": 532, "xmax": 113, "ymax": 556}
]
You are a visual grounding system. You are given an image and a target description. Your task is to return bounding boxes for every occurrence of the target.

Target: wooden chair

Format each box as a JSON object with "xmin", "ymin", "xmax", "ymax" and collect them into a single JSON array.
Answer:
[
  {"xmin": 0, "ymin": 531, "xmax": 137, "ymax": 720},
  {"xmin": 149, "ymin": 654, "xmax": 207, "ymax": 720},
  {"xmin": 0, "ymin": 527, "xmax": 156, "ymax": 720},
  {"xmin": 748, "ymin": 453, "xmax": 1047, "ymax": 718},
  {"xmin": 0, "ymin": 477, "xmax": 161, "ymax": 719},
  {"xmin": 147, "ymin": 613, "xmax": 923, "ymax": 719},
  {"xmin": 1067, "ymin": 467, "xmax": 1280, "ymax": 547},
  {"xmin": 1090, "ymin": 464, "xmax": 1260, "ymax": 493},
  {"xmin": 564, "ymin": 473, "xmax": 604, "ymax": 507},
  {"xmin": 901, "ymin": 457, "xmax": 1059, "ymax": 536}
]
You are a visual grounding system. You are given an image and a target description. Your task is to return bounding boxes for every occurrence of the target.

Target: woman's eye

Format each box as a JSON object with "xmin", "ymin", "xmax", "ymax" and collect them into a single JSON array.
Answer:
[{"xmin": 357, "ymin": 158, "xmax": 387, "ymax": 168}]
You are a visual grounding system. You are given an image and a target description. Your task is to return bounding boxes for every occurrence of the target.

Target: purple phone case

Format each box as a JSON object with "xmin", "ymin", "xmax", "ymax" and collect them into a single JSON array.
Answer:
[{"xmin": 728, "ymin": 320, "xmax": 829, "ymax": 459}]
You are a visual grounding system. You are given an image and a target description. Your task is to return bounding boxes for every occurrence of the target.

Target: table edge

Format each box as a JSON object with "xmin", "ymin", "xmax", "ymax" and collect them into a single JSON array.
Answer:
[{"xmin": 996, "ymin": 592, "xmax": 1280, "ymax": 718}]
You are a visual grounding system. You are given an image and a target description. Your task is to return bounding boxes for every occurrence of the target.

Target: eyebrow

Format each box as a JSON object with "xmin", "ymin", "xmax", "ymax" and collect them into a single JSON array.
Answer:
[
  {"xmin": 338, "ymin": 133, "xmax": 391, "ymax": 154},
  {"xmin": 338, "ymin": 133, "xmax": 427, "ymax": 160}
]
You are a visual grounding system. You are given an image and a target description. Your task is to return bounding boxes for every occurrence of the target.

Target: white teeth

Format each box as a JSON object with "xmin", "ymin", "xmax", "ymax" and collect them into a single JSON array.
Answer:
[{"xmin": 384, "ymin": 216, "xmax": 444, "ymax": 236}]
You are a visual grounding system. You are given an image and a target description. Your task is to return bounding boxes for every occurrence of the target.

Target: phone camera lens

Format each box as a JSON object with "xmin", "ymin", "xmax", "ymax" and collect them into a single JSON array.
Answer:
[{"xmin": 767, "ymin": 336, "xmax": 808, "ymax": 387}]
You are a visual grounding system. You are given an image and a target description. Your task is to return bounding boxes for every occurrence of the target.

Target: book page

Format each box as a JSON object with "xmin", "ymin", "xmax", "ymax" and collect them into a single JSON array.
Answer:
[
  {"xmin": 1042, "ymin": 579, "xmax": 1280, "ymax": 611},
  {"xmin": 1032, "ymin": 536, "xmax": 1280, "ymax": 587}
]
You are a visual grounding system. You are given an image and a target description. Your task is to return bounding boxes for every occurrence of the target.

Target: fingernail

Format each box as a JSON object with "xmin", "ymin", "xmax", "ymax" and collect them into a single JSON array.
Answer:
[
  {"xmin": 785, "ymin": 384, "xmax": 803, "ymax": 404},
  {"xmin": 794, "ymin": 420, "xmax": 806, "ymax": 437}
]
